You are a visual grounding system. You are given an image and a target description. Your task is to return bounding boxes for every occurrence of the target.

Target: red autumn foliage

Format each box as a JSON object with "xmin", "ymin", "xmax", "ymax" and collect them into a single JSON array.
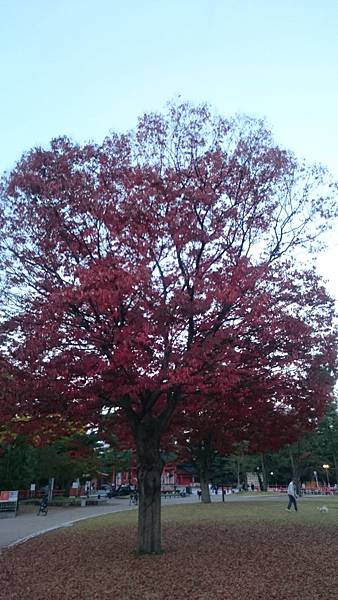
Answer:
[{"xmin": 0, "ymin": 102, "xmax": 336, "ymax": 552}]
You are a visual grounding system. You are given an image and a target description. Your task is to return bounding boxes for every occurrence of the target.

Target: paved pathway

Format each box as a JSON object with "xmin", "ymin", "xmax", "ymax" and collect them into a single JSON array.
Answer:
[
  {"xmin": 1, "ymin": 492, "xmax": 311, "ymax": 550},
  {"xmin": 0, "ymin": 494, "xmax": 208, "ymax": 549},
  {"xmin": 0, "ymin": 499, "xmax": 135, "ymax": 549}
]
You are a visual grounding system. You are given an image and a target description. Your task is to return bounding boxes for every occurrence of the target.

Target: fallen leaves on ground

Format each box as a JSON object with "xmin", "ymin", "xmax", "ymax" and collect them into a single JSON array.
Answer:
[{"xmin": 1, "ymin": 506, "xmax": 338, "ymax": 600}]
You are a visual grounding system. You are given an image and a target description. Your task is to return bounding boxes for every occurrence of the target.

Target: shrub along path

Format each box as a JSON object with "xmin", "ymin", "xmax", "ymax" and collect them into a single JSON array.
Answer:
[{"xmin": 1, "ymin": 498, "xmax": 338, "ymax": 600}]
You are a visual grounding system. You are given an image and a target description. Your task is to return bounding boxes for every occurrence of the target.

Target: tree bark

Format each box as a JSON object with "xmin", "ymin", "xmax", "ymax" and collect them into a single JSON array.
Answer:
[
  {"xmin": 135, "ymin": 422, "xmax": 164, "ymax": 554},
  {"xmin": 333, "ymin": 454, "xmax": 338, "ymax": 486},
  {"xmin": 257, "ymin": 471, "xmax": 264, "ymax": 491},
  {"xmin": 197, "ymin": 436, "xmax": 213, "ymax": 503},
  {"xmin": 200, "ymin": 468, "xmax": 211, "ymax": 503},
  {"xmin": 289, "ymin": 447, "xmax": 296, "ymax": 478},
  {"xmin": 261, "ymin": 453, "xmax": 268, "ymax": 492},
  {"xmin": 236, "ymin": 456, "xmax": 241, "ymax": 489},
  {"xmin": 126, "ymin": 387, "xmax": 180, "ymax": 555},
  {"xmin": 289, "ymin": 446, "xmax": 301, "ymax": 492}
]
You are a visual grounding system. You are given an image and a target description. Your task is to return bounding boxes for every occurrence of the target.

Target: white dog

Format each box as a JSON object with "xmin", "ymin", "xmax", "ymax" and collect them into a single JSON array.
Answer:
[{"xmin": 319, "ymin": 505, "xmax": 329, "ymax": 513}]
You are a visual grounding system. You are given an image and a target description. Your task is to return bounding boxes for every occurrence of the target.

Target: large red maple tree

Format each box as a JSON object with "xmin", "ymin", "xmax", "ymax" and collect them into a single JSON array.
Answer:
[{"xmin": 0, "ymin": 103, "xmax": 336, "ymax": 553}]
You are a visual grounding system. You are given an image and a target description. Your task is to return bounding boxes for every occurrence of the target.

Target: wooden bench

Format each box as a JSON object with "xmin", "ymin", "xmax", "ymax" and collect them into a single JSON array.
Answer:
[
  {"xmin": 161, "ymin": 491, "xmax": 183, "ymax": 499},
  {"xmin": 84, "ymin": 499, "xmax": 99, "ymax": 506}
]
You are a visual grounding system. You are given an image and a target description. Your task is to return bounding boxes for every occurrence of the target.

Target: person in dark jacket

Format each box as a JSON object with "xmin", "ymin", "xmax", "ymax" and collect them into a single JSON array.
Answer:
[{"xmin": 286, "ymin": 479, "xmax": 298, "ymax": 511}]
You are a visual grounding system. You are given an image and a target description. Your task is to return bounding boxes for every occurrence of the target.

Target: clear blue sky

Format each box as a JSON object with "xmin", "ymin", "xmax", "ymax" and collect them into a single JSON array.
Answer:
[{"xmin": 0, "ymin": 0, "xmax": 337, "ymax": 294}]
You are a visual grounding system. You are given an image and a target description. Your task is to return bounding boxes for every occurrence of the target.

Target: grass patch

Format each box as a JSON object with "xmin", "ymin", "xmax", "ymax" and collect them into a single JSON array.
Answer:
[
  {"xmin": 1, "ymin": 498, "xmax": 338, "ymax": 600},
  {"xmin": 73, "ymin": 495, "xmax": 338, "ymax": 531}
]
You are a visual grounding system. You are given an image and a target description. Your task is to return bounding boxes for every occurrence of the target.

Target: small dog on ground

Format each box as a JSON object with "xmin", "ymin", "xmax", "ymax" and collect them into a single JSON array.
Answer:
[{"xmin": 318, "ymin": 506, "xmax": 329, "ymax": 513}]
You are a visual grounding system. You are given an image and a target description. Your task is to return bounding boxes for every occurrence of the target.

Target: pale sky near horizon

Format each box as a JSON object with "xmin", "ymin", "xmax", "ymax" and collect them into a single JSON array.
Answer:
[{"xmin": 0, "ymin": 0, "xmax": 337, "ymax": 298}]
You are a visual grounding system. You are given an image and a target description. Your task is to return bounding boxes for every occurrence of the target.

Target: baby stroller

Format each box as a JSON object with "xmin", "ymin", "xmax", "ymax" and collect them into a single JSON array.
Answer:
[{"xmin": 37, "ymin": 494, "xmax": 49, "ymax": 516}]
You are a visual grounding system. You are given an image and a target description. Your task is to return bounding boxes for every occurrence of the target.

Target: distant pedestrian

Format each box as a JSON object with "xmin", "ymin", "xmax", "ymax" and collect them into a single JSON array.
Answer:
[
  {"xmin": 129, "ymin": 491, "xmax": 138, "ymax": 505},
  {"xmin": 286, "ymin": 479, "xmax": 298, "ymax": 511},
  {"xmin": 197, "ymin": 489, "xmax": 202, "ymax": 500}
]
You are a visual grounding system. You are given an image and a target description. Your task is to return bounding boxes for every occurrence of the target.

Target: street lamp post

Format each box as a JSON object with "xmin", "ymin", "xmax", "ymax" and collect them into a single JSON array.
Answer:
[
  {"xmin": 323, "ymin": 464, "xmax": 330, "ymax": 487},
  {"xmin": 270, "ymin": 471, "xmax": 276, "ymax": 490},
  {"xmin": 314, "ymin": 470, "xmax": 319, "ymax": 488}
]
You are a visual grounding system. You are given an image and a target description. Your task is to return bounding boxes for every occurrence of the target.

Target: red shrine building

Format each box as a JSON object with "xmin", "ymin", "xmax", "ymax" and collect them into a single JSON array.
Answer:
[{"xmin": 114, "ymin": 463, "xmax": 197, "ymax": 491}]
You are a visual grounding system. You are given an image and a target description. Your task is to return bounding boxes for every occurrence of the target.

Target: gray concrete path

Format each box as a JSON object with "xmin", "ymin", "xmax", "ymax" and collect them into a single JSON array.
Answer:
[
  {"xmin": 1, "ymin": 492, "xmax": 301, "ymax": 550},
  {"xmin": 0, "ymin": 499, "xmax": 141, "ymax": 549},
  {"xmin": 0, "ymin": 494, "xmax": 207, "ymax": 549}
]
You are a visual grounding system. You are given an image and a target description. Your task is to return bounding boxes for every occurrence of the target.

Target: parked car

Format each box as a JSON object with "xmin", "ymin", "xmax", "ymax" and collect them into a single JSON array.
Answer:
[
  {"xmin": 112, "ymin": 484, "xmax": 135, "ymax": 496},
  {"xmin": 96, "ymin": 489, "xmax": 111, "ymax": 498},
  {"xmin": 91, "ymin": 484, "xmax": 114, "ymax": 499}
]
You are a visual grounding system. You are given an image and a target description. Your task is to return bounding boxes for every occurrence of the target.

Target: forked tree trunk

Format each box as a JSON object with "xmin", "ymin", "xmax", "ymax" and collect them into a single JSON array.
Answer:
[
  {"xmin": 129, "ymin": 389, "xmax": 181, "ymax": 555},
  {"xmin": 136, "ymin": 425, "xmax": 164, "ymax": 554}
]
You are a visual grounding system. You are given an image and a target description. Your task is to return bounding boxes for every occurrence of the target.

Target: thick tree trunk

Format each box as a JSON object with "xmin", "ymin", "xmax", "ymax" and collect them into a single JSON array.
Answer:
[
  {"xmin": 127, "ymin": 388, "xmax": 181, "ymax": 554},
  {"xmin": 137, "ymin": 462, "xmax": 162, "ymax": 554},
  {"xmin": 135, "ymin": 424, "xmax": 164, "ymax": 554},
  {"xmin": 200, "ymin": 469, "xmax": 211, "ymax": 503}
]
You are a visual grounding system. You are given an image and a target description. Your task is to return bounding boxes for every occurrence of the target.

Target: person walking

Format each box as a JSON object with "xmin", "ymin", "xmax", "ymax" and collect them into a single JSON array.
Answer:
[{"xmin": 286, "ymin": 479, "xmax": 298, "ymax": 512}]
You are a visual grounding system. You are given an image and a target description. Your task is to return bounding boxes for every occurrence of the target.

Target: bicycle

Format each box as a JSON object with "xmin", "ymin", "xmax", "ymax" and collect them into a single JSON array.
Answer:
[{"xmin": 37, "ymin": 496, "xmax": 49, "ymax": 516}]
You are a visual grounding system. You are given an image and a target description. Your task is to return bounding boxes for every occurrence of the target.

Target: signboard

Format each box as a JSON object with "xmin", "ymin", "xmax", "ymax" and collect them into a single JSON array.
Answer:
[
  {"xmin": 246, "ymin": 472, "xmax": 259, "ymax": 489},
  {"xmin": 0, "ymin": 490, "xmax": 18, "ymax": 503},
  {"xmin": 0, "ymin": 490, "xmax": 19, "ymax": 517}
]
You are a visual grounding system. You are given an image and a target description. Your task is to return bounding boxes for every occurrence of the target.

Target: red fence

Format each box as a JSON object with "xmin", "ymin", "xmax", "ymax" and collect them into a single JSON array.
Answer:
[{"xmin": 18, "ymin": 489, "xmax": 67, "ymax": 499}]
